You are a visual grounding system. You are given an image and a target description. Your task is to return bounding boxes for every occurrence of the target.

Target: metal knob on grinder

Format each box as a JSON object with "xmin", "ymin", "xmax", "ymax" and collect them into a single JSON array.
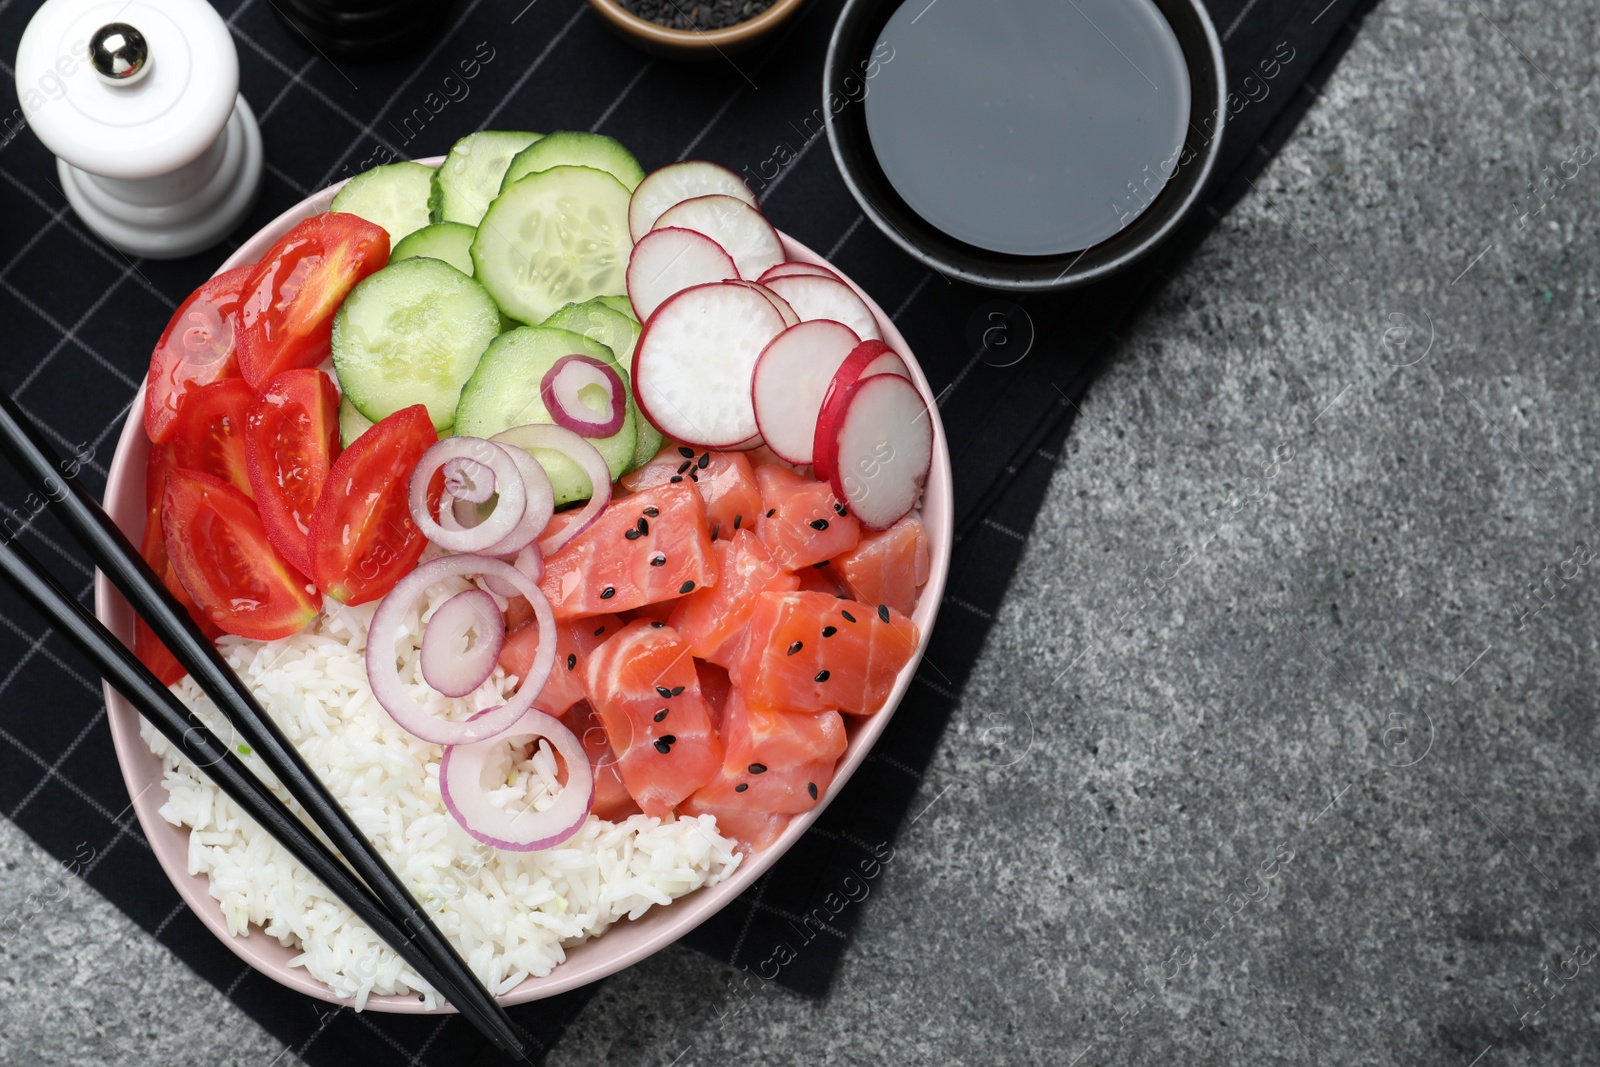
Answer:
[{"xmin": 15, "ymin": 0, "xmax": 264, "ymax": 259}]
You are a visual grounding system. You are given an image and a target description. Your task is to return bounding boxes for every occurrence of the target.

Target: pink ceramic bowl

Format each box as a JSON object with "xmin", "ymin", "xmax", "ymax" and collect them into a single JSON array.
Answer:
[{"xmin": 93, "ymin": 160, "xmax": 953, "ymax": 1012}]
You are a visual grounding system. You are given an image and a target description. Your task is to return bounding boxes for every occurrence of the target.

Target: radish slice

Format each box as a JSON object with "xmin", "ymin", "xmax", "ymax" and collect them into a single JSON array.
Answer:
[
  {"xmin": 752, "ymin": 319, "xmax": 862, "ymax": 466},
  {"xmin": 409, "ymin": 438, "xmax": 528, "ymax": 555},
  {"xmin": 540, "ymin": 355, "xmax": 626, "ymax": 438},
  {"xmin": 440, "ymin": 706, "xmax": 594, "ymax": 852},
  {"xmin": 653, "ymin": 195, "xmax": 784, "ymax": 280},
  {"xmin": 733, "ymin": 280, "xmax": 799, "ymax": 327},
  {"xmin": 758, "ymin": 261, "xmax": 844, "ymax": 284},
  {"xmin": 725, "ymin": 434, "xmax": 765, "ymax": 451},
  {"xmin": 420, "ymin": 589, "xmax": 505, "ymax": 698},
  {"xmin": 368, "ymin": 555, "xmax": 557, "ymax": 745},
  {"xmin": 626, "ymin": 227, "xmax": 739, "ymax": 322},
  {"xmin": 632, "ymin": 282, "xmax": 787, "ymax": 447},
  {"xmin": 812, "ymin": 342, "xmax": 909, "ymax": 482},
  {"xmin": 763, "ymin": 274, "xmax": 883, "ymax": 341},
  {"xmin": 629, "ymin": 161, "xmax": 759, "ymax": 243},
  {"xmin": 827, "ymin": 373, "xmax": 934, "ymax": 531},
  {"xmin": 489, "ymin": 424, "xmax": 613, "ymax": 555}
]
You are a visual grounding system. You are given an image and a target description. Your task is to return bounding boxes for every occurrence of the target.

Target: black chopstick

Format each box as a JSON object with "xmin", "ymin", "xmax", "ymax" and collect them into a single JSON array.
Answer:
[
  {"xmin": 0, "ymin": 394, "xmax": 529, "ymax": 1059},
  {"xmin": 0, "ymin": 533, "xmax": 530, "ymax": 1054}
]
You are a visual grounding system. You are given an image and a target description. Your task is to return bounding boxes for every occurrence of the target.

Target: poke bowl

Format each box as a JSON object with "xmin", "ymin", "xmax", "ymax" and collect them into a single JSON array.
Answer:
[{"xmin": 95, "ymin": 135, "xmax": 952, "ymax": 1012}]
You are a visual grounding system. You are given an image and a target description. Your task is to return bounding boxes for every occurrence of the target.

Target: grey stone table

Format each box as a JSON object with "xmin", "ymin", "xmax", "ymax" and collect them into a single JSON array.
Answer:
[{"xmin": 6, "ymin": 0, "xmax": 1599, "ymax": 1062}]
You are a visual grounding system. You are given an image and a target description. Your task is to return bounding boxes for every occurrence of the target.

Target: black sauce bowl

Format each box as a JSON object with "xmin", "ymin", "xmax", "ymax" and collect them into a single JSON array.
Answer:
[{"xmin": 824, "ymin": 0, "xmax": 1228, "ymax": 291}]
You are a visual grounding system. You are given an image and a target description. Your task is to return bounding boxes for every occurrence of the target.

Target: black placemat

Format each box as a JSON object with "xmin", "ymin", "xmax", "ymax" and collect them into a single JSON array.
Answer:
[{"xmin": 0, "ymin": 0, "xmax": 1374, "ymax": 1061}]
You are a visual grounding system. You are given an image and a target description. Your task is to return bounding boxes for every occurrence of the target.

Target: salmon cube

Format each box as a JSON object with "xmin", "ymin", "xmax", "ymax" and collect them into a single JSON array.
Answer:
[
  {"xmin": 754, "ymin": 464, "xmax": 860, "ymax": 570},
  {"xmin": 621, "ymin": 447, "xmax": 764, "ymax": 539},
  {"xmin": 669, "ymin": 530, "xmax": 798, "ymax": 663},
  {"xmin": 733, "ymin": 591, "xmax": 919, "ymax": 715},
  {"xmin": 832, "ymin": 515, "xmax": 930, "ymax": 618}
]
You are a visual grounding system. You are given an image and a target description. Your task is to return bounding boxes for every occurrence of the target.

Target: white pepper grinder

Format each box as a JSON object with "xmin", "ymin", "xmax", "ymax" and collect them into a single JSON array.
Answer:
[{"xmin": 15, "ymin": 0, "xmax": 263, "ymax": 259}]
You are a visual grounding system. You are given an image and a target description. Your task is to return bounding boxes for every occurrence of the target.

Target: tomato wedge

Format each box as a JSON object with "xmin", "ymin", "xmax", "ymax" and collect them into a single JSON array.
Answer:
[
  {"xmin": 236, "ymin": 213, "xmax": 389, "ymax": 389},
  {"xmin": 305, "ymin": 404, "xmax": 437, "ymax": 606},
  {"xmin": 144, "ymin": 265, "xmax": 254, "ymax": 445},
  {"xmin": 169, "ymin": 378, "xmax": 256, "ymax": 499},
  {"xmin": 135, "ymin": 443, "xmax": 222, "ymax": 684},
  {"xmin": 162, "ymin": 470, "xmax": 320, "ymax": 640},
  {"xmin": 245, "ymin": 368, "xmax": 340, "ymax": 576}
]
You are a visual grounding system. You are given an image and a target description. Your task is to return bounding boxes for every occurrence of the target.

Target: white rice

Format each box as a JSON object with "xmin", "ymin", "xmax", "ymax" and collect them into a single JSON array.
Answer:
[{"xmin": 141, "ymin": 573, "xmax": 741, "ymax": 1010}]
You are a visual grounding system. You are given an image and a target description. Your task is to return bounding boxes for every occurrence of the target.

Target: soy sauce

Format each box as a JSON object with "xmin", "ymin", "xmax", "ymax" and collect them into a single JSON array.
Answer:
[{"xmin": 865, "ymin": 0, "xmax": 1191, "ymax": 256}]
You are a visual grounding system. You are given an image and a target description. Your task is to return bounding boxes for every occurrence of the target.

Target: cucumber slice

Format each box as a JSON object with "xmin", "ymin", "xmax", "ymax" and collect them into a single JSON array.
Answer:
[
  {"xmin": 331, "ymin": 258, "xmax": 501, "ymax": 432},
  {"xmin": 338, "ymin": 395, "xmax": 374, "ymax": 449},
  {"xmin": 500, "ymin": 131, "xmax": 646, "ymax": 194},
  {"xmin": 470, "ymin": 166, "xmax": 633, "ymax": 326},
  {"xmin": 596, "ymin": 294, "xmax": 638, "ymax": 320},
  {"xmin": 330, "ymin": 161, "xmax": 435, "ymax": 245},
  {"xmin": 540, "ymin": 300, "xmax": 659, "ymax": 470},
  {"xmin": 391, "ymin": 222, "xmax": 477, "ymax": 276},
  {"xmin": 430, "ymin": 131, "xmax": 543, "ymax": 226},
  {"xmin": 454, "ymin": 326, "xmax": 637, "ymax": 505}
]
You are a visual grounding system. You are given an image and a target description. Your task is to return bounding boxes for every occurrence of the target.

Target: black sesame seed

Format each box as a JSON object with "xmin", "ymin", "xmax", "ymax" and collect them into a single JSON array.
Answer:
[
  {"xmin": 822, "ymin": 626, "xmax": 837, "ymax": 638},
  {"xmin": 834, "ymin": 502, "xmax": 847, "ymax": 516},
  {"xmin": 809, "ymin": 518, "xmax": 829, "ymax": 531},
  {"xmin": 600, "ymin": 586, "xmax": 616, "ymax": 599},
  {"xmin": 679, "ymin": 580, "xmax": 696, "ymax": 594},
  {"xmin": 651, "ymin": 555, "xmax": 667, "ymax": 567},
  {"xmin": 689, "ymin": 469, "xmax": 699, "ymax": 482},
  {"xmin": 677, "ymin": 460, "xmax": 693, "ymax": 474},
  {"xmin": 813, "ymin": 560, "xmax": 830, "ymax": 568},
  {"xmin": 670, "ymin": 685, "xmax": 685, "ymax": 697},
  {"xmin": 651, "ymin": 620, "xmax": 665, "ymax": 628},
  {"xmin": 807, "ymin": 782, "xmax": 818, "ymax": 800},
  {"xmin": 637, "ymin": 517, "xmax": 650, "ymax": 534},
  {"xmin": 625, "ymin": 528, "xmax": 642, "ymax": 540},
  {"xmin": 710, "ymin": 523, "xmax": 720, "ymax": 542},
  {"xmin": 643, "ymin": 507, "xmax": 659, "ymax": 517},
  {"xmin": 841, "ymin": 610, "xmax": 857, "ymax": 623},
  {"xmin": 734, "ymin": 782, "xmax": 749, "ymax": 793},
  {"xmin": 670, "ymin": 475, "xmax": 683, "ymax": 483},
  {"xmin": 593, "ymin": 625, "xmax": 607, "ymax": 636},
  {"xmin": 654, "ymin": 708, "xmax": 669, "ymax": 722},
  {"xmin": 678, "ymin": 446, "xmax": 695, "ymax": 458},
  {"xmin": 878, "ymin": 604, "xmax": 891, "ymax": 623},
  {"xmin": 766, "ymin": 508, "xmax": 776, "ymax": 518},
  {"xmin": 733, "ymin": 515, "xmax": 742, "ymax": 530},
  {"xmin": 748, "ymin": 763, "xmax": 767, "ymax": 774},
  {"xmin": 566, "ymin": 653, "xmax": 577, "ymax": 671},
  {"xmin": 698, "ymin": 452, "xmax": 711, "ymax": 469},
  {"xmin": 656, "ymin": 685, "xmax": 673, "ymax": 698},
  {"xmin": 815, "ymin": 669, "xmax": 831, "ymax": 682},
  {"xmin": 654, "ymin": 736, "xmax": 677, "ymax": 754},
  {"xmin": 787, "ymin": 641, "xmax": 803, "ymax": 655}
]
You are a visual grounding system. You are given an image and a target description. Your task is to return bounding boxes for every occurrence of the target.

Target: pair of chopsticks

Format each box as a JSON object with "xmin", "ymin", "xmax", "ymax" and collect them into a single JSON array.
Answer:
[{"xmin": 0, "ymin": 392, "xmax": 531, "ymax": 1060}]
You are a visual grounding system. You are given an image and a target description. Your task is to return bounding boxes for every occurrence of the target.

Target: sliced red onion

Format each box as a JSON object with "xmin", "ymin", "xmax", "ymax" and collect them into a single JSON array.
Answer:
[
  {"xmin": 490, "ymin": 425, "xmax": 613, "ymax": 556},
  {"xmin": 441, "ymin": 456, "xmax": 496, "ymax": 504},
  {"xmin": 540, "ymin": 355, "xmax": 626, "ymax": 438},
  {"xmin": 409, "ymin": 438, "xmax": 526, "ymax": 555},
  {"xmin": 440, "ymin": 706, "xmax": 594, "ymax": 851},
  {"xmin": 420, "ymin": 589, "xmax": 505, "ymax": 698},
  {"xmin": 477, "ymin": 444, "xmax": 555, "ymax": 557},
  {"xmin": 480, "ymin": 543, "xmax": 546, "ymax": 599},
  {"xmin": 367, "ymin": 555, "xmax": 557, "ymax": 745}
]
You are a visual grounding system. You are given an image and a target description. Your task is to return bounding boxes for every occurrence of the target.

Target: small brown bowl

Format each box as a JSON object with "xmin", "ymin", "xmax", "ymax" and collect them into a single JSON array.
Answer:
[{"xmin": 585, "ymin": 0, "xmax": 807, "ymax": 58}]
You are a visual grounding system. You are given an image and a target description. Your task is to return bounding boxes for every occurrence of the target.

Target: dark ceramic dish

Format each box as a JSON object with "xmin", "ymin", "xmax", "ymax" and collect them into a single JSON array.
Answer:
[{"xmin": 824, "ymin": 0, "xmax": 1227, "ymax": 291}]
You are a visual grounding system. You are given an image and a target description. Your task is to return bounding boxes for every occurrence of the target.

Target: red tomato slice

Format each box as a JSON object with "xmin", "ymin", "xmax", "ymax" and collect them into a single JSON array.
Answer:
[
  {"xmin": 135, "ymin": 443, "xmax": 221, "ymax": 684},
  {"xmin": 144, "ymin": 265, "xmax": 254, "ymax": 445},
  {"xmin": 305, "ymin": 404, "xmax": 437, "ymax": 606},
  {"xmin": 244, "ymin": 368, "xmax": 340, "ymax": 576},
  {"xmin": 162, "ymin": 470, "xmax": 320, "ymax": 641},
  {"xmin": 169, "ymin": 378, "xmax": 256, "ymax": 499},
  {"xmin": 235, "ymin": 213, "xmax": 389, "ymax": 389}
]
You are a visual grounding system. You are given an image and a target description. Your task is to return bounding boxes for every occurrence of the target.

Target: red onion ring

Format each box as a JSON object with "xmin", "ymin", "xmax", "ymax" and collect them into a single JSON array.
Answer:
[
  {"xmin": 441, "ymin": 456, "xmax": 496, "ymax": 504},
  {"xmin": 489, "ymin": 425, "xmax": 614, "ymax": 556},
  {"xmin": 439, "ymin": 706, "xmax": 594, "ymax": 851},
  {"xmin": 419, "ymin": 588, "xmax": 505, "ymax": 698},
  {"xmin": 540, "ymin": 355, "xmax": 627, "ymax": 438},
  {"xmin": 367, "ymin": 555, "xmax": 556, "ymax": 745},
  {"xmin": 477, "ymin": 444, "xmax": 556, "ymax": 558},
  {"xmin": 480, "ymin": 543, "xmax": 547, "ymax": 599},
  {"xmin": 409, "ymin": 438, "xmax": 527, "ymax": 555}
]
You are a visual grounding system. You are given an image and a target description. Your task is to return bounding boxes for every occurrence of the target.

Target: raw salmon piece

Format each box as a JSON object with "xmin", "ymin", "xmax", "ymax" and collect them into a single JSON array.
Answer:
[
  {"xmin": 678, "ymin": 799, "xmax": 789, "ymax": 853},
  {"xmin": 498, "ymin": 613, "xmax": 622, "ymax": 715},
  {"xmin": 832, "ymin": 514, "xmax": 929, "ymax": 617},
  {"xmin": 668, "ymin": 530, "xmax": 798, "ymax": 662},
  {"xmin": 621, "ymin": 446, "xmax": 764, "ymax": 538},
  {"xmin": 733, "ymin": 590, "xmax": 919, "ymax": 715},
  {"xmin": 794, "ymin": 560, "xmax": 850, "ymax": 598},
  {"xmin": 754, "ymin": 464, "xmax": 860, "ymax": 570},
  {"xmin": 694, "ymin": 686, "xmax": 846, "ymax": 814},
  {"xmin": 584, "ymin": 620, "xmax": 723, "ymax": 815},
  {"xmin": 696, "ymin": 660, "xmax": 732, "ymax": 733},
  {"xmin": 540, "ymin": 483, "xmax": 717, "ymax": 619},
  {"xmin": 561, "ymin": 700, "xmax": 641, "ymax": 821}
]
